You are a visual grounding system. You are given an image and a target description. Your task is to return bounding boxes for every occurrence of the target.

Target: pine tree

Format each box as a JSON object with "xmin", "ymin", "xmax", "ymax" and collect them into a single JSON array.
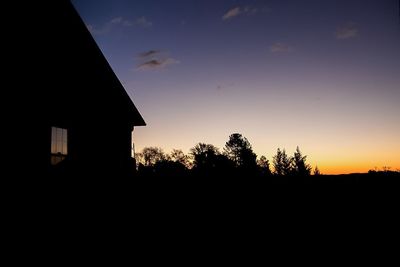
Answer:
[
  {"xmin": 313, "ymin": 166, "xmax": 321, "ymax": 176},
  {"xmin": 257, "ymin": 155, "xmax": 272, "ymax": 176},
  {"xmin": 273, "ymin": 148, "xmax": 292, "ymax": 176},
  {"xmin": 292, "ymin": 146, "xmax": 312, "ymax": 176}
]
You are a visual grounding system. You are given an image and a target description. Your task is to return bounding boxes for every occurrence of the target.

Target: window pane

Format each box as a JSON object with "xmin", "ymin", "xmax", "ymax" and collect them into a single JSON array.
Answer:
[
  {"xmin": 56, "ymin": 128, "xmax": 63, "ymax": 153},
  {"xmin": 51, "ymin": 127, "xmax": 68, "ymax": 155},
  {"xmin": 62, "ymin": 129, "xmax": 68, "ymax": 155},
  {"xmin": 51, "ymin": 127, "xmax": 57, "ymax": 154},
  {"xmin": 51, "ymin": 126, "xmax": 68, "ymax": 165}
]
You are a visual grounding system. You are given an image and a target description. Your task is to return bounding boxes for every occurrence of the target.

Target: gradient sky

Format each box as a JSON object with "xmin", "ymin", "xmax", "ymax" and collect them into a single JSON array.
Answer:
[{"xmin": 71, "ymin": 0, "xmax": 400, "ymax": 174}]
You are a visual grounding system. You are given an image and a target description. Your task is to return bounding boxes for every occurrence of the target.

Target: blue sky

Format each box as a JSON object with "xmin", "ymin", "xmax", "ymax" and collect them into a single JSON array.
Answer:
[{"xmin": 71, "ymin": 0, "xmax": 400, "ymax": 174}]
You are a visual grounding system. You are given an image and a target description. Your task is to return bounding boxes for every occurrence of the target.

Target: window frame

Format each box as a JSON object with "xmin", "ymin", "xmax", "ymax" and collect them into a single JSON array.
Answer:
[{"xmin": 51, "ymin": 126, "xmax": 68, "ymax": 165}]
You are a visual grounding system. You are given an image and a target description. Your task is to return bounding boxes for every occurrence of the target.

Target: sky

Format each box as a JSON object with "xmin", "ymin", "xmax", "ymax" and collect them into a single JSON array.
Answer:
[{"xmin": 71, "ymin": 0, "xmax": 400, "ymax": 174}]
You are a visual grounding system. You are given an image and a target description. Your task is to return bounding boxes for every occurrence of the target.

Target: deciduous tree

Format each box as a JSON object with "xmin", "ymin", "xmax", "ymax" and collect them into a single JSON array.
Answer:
[{"xmin": 223, "ymin": 133, "xmax": 257, "ymax": 169}]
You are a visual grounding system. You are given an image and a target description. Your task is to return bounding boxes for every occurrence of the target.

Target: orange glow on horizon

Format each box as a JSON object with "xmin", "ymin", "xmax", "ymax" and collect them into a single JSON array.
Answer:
[
  {"xmin": 316, "ymin": 164, "xmax": 400, "ymax": 175},
  {"xmin": 133, "ymin": 113, "xmax": 400, "ymax": 175}
]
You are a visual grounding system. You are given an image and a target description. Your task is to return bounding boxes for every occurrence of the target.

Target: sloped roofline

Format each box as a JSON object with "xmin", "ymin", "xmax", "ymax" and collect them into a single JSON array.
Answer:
[{"xmin": 69, "ymin": 0, "xmax": 146, "ymax": 126}]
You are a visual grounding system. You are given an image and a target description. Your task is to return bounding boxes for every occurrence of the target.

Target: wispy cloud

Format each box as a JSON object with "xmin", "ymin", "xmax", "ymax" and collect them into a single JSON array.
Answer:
[
  {"xmin": 138, "ymin": 50, "xmax": 160, "ymax": 58},
  {"xmin": 335, "ymin": 22, "xmax": 358, "ymax": 39},
  {"xmin": 137, "ymin": 58, "xmax": 179, "ymax": 70},
  {"xmin": 215, "ymin": 83, "xmax": 235, "ymax": 94},
  {"xmin": 222, "ymin": 6, "xmax": 261, "ymax": 21},
  {"xmin": 135, "ymin": 16, "xmax": 153, "ymax": 28},
  {"xmin": 243, "ymin": 6, "xmax": 259, "ymax": 15},
  {"xmin": 87, "ymin": 16, "xmax": 132, "ymax": 35},
  {"xmin": 110, "ymin": 16, "xmax": 133, "ymax": 26},
  {"xmin": 135, "ymin": 50, "xmax": 179, "ymax": 71},
  {"xmin": 86, "ymin": 24, "xmax": 95, "ymax": 32},
  {"xmin": 87, "ymin": 16, "xmax": 152, "ymax": 35},
  {"xmin": 270, "ymin": 42, "xmax": 292, "ymax": 53},
  {"xmin": 86, "ymin": 23, "xmax": 108, "ymax": 35},
  {"xmin": 222, "ymin": 7, "xmax": 242, "ymax": 20}
]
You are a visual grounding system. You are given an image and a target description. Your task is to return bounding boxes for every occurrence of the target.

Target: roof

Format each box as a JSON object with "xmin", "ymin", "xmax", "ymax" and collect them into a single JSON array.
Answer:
[
  {"xmin": 40, "ymin": 1, "xmax": 146, "ymax": 127},
  {"xmin": 69, "ymin": 1, "xmax": 146, "ymax": 126}
]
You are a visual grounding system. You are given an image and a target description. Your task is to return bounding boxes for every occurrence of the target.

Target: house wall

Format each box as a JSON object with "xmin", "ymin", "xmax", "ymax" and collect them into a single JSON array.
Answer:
[
  {"xmin": 37, "ymin": 2, "xmax": 140, "ymax": 178},
  {"xmin": 67, "ymin": 123, "xmax": 134, "ymax": 177},
  {"xmin": 45, "ymin": 117, "xmax": 135, "ymax": 177},
  {"xmin": 15, "ymin": 1, "xmax": 143, "ymax": 178}
]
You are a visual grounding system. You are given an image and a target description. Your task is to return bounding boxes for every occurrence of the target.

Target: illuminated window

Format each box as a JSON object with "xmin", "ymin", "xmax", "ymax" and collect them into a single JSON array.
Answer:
[{"xmin": 51, "ymin": 127, "xmax": 68, "ymax": 165}]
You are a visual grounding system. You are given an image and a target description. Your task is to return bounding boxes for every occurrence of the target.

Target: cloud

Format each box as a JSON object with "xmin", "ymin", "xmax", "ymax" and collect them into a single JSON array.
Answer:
[
  {"xmin": 270, "ymin": 42, "xmax": 292, "ymax": 53},
  {"xmin": 136, "ymin": 58, "xmax": 179, "ymax": 71},
  {"xmin": 110, "ymin": 17, "xmax": 123, "ymax": 24},
  {"xmin": 222, "ymin": 6, "xmax": 262, "ymax": 21},
  {"xmin": 86, "ymin": 24, "xmax": 94, "ymax": 32},
  {"xmin": 138, "ymin": 50, "xmax": 160, "ymax": 58},
  {"xmin": 87, "ymin": 17, "xmax": 132, "ymax": 35},
  {"xmin": 87, "ymin": 16, "xmax": 152, "ymax": 35},
  {"xmin": 109, "ymin": 17, "xmax": 132, "ymax": 27},
  {"xmin": 86, "ymin": 23, "xmax": 108, "ymax": 35},
  {"xmin": 215, "ymin": 83, "xmax": 234, "ymax": 93},
  {"xmin": 135, "ymin": 16, "xmax": 153, "ymax": 28},
  {"xmin": 335, "ymin": 23, "xmax": 358, "ymax": 39},
  {"xmin": 135, "ymin": 50, "xmax": 179, "ymax": 71},
  {"xmin": 244, "ymin": 6, "xmax": 259, "ymax": 14},
  {"xmin": 111, "ymin": 16, "xmax": 133, "ymax": 26},
  {"xmin": 222, "ymin": 7, "xmax": 242, "ymax": 20}
]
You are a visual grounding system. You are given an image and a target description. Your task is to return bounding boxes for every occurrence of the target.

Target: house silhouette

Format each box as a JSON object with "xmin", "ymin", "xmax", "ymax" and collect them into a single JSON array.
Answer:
[{"xmin": 15, "ymin": 1, "xmax": 146, "ymax": 178}]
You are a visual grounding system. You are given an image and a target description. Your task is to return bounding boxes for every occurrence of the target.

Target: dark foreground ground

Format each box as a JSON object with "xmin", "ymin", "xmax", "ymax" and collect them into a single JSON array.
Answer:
[
  {"xmin": 132, "ymin": 171, "xmax": 400, "ymax": 184},
  {"xmin": 17, "ymin": 171, "xmax": 400, "ymax": 203},
  {"xmin": 9, "ymin": 171, "xmax": 399, "ymax": 247},
  {"xmin": 19, "ymin": 171, "xmax": 396, "ymax": 207},
  {"xmin": 270, "ymin": 171, "xmax": 400, "ymax": 185}
]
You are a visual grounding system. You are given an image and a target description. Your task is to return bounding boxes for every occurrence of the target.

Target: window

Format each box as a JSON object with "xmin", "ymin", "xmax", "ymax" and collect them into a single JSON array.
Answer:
[
  {"xmin": 131, "ymin": 130, "xmax": 135, "ymax": 158},
  {"xmin": 51, "ymin": 127, "xmax": 68, "ymax": 165}
]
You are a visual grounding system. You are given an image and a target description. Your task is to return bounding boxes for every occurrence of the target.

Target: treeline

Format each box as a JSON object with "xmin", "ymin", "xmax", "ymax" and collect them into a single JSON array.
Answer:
[{"xmin": 135, "ymin": 133, "xmax": 319, "ymax": 178}]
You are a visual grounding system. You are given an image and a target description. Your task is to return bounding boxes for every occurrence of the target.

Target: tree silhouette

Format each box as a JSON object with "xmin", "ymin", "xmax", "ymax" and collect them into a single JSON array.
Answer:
[
  {"xmin": 153, "ymin": 159, "xmax": 187, "ymax": 177},
  {"xmin": 170, "ymin": 149, "xmax": 191, "ymax": 169},
  {"xmin": 223, "ymin": 133, "xmax": 257, "ymax": 169},
  {"xmin": 140, "ymin": 147, "xmax": 167, "ymax": 166},
  {"xmin": 313, "ymin": 166, "xmax": 321, "ymax": 176},
  {"xmin": 292, "ymin": 146, "xmax": 312, "ymax": 176},
  {"xmin": 190, "ymin": 143, "xmax": 234, "ymax": 176},
  {"xmin": 190, "ymin": 143, "xmax": 219, "ymax": 170},
  {"xmin": 272, "ymin": 148, "xmax": 292, "ymax": 176},
  {"xmin": 136, "ymin": 147, "xmax": 191, "ymax": 177},
  {"xmin": 257, "ymin": 155, "xmax": 272, "ymax": 176}
]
